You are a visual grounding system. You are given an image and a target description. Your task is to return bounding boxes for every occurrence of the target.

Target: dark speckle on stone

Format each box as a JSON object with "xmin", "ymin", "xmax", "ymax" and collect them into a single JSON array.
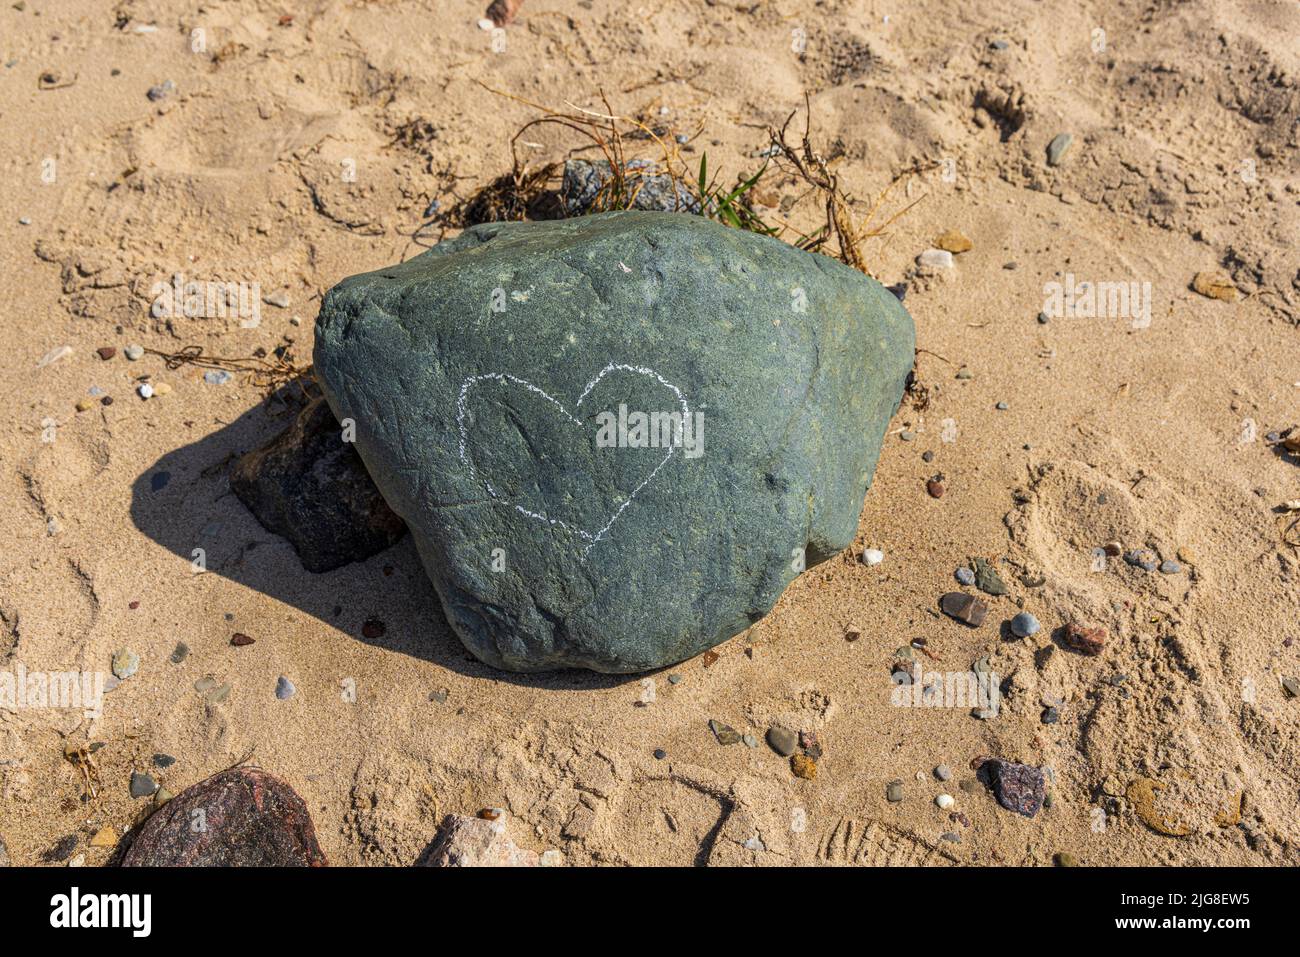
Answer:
[{"xmin": 150, "ymin": 471, "xmax": 171, "ymax": 492}]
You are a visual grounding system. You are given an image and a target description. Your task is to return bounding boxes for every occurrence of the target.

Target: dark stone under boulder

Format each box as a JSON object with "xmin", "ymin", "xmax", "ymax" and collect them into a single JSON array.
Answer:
[
  {"xmin": 118, "ymin": 767, "xmax": 327, "ymax": 867},
  {"xmin": 230, "ymin": 395, "xmax": 406, "ymax": 573}
]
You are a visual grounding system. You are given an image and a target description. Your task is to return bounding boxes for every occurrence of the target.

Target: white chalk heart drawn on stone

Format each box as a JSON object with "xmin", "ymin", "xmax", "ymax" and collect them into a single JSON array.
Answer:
[{"xmin": 456, "ymin": 363, "xmax": 690, "ymax": 557}]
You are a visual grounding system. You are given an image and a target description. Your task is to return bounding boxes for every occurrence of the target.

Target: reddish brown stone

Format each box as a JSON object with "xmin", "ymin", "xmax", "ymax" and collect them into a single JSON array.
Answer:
[
  {"xmin": 230, "ymin": 632, "xmax": 255, "ymax": 647},
  {"xmin": 940, "ymin": 592, "xmax": 988, "ymax": 627},
  {"xmin": 97, "ymin": 346, "xmax": 117, "ymax": 360},
  {"xmin": 1063, "ymin": 622, "xmax": 1106, "ymax": 656},
  {"xmin": 118, "ymin": 767, "xmax": 326, "ymax": 867},
  {"xmin": 926, "ymin": 479, "xmax": 945, "ymax": 498}
]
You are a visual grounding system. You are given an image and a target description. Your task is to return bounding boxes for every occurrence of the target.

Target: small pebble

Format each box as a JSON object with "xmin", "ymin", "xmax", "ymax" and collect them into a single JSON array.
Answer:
[
  {"xmin": 939, "ymin": 591, "xmax": 988, "ymax": 627},
  {"xmin": 264, "ymin": 290, "xmax": 290, "ymax": 308},
  {"xmin": 742, "ymin": 733, "xmax": 759, "ymax": 749},
  {"xmin": 886, "ymin": 780, "xmax": 904, "ymax": 802},
  {"xmin": 1009, "ymin": 612, "xmax": 1040, "ymax": 638},
  {"xmin": 995, "ymin": 400, "xmax": 1008, "ymax": 410},
  {"xmin": 1037, "ymin": 311, "xmax": 1050, "ymax": 324},
  {"xmin": 955, "ymin": 368, "xmax": 973, "ymax": 380},
  {"xmin": 96, "ymin": 346, "xmax": 117, "ymax": 360},
  {"xmin": 917, "ymin": 248, "xmax": 954, "ymax": 270},
  {"xmin": 790, "ymin": 754, "xmax": 816, "ymax": 780},
  {"xmin": 1158, "ymin": 559, "xmax": 1181, "ymax": 575},
  {"xmin": 138, "ymin": 383, "xmax": 154, "ymax": 399},
  {"xmin": 1046, "ymin": 132, "xmax": 1074, "ymax": 167},
  {"xmin": 653, "ymin": 748, "xmax": 667, "ymax": 760},
  {"xmin": 204, "ymin": 369, "xmax": 232, "ymax": 385},
  {"xmin": 152, "ymin": 753, "xmax": 176, "ymax": 769},
  {"xmin": 667, "ymin": 674, "xmax": 682, "ymax": 684},
  {"xmin": 111, "ymin": 648, "xmax": 139, "ymax": 680},
  {"xmin": 899, "ymin": 430, "xmax": 916, "ymax": 442},
  {"xmin": 129, "ymin": 771, "xmax": 157, "ymax": 798},
  {"xmin": 146, "ymin": 79, "xmax": 175, "ymax": 101},
  {"xmin": 170, "ymin": 641, "xmax": 190, "ymax": 663},
  {"xmin": 124, "ymin": 344, "xmax": 144, "ymax": 360},
  {"xmin": 1124, "ymin": 549, "xmax": 1157, "ymax": 572},
  {"xmin": 767, "ymin": 726, "xmax": 798, "ymax": 757},
  {"xmin": 955, "ymin": 567, "xmax": 976, "ymax": 586},
  {"xmin": 275, "ymin": 676, "xmax": 296, "ymax": 700},
  {"xmin": 935, "ymin": 764, "xmax": 952, "ymax": 781},
  {"xmin": 862, "ymin": 547, "xmax": 884, "ymax": 566},
  {"xmin": 940, "ymin": 832, "xmax": 962, "ymax": 843},
  {"xmin": 936, "ymin": 794, "xmax": 954, "ymax": 810},
  {"xmin": 1041, "ymin": 706, "xmax": 1060, "ymax": 724}
]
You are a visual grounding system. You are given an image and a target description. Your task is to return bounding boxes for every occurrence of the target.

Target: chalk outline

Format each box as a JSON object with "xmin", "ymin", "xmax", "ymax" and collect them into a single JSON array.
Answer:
[{"xmin": 457, "ymin": 364, "xmax": 691, "ymax": 556}]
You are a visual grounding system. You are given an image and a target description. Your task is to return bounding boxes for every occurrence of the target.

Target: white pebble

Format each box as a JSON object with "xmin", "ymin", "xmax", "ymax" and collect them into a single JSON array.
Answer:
[
  {"xmin": 936, "ymin": 793, "xmax": 955, "ymax": 810},
  {"xmin": 477, "ymin": 18, "xmax": 494, "ymax": 29},
  {"xmin": 917, "ymin": 248, "xmax": 954, "ymax": 270},
  {"xmin": 36, "ymin": 344, "xmax": 73, "ymax": 368},
  {"xmin": 862, "ymin": 548, "xmax": 885, "ymax": 566},
  {"xmin": 138, "ymin": 383, "xmax": 154, "ymax": 399}
]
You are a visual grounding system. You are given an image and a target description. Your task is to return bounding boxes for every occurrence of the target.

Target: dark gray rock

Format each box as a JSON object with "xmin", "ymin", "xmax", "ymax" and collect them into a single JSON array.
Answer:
[
  {"xmin": 314, "ymin": 211, "xmax": 914, "ymax": 672},
  {"xmin": 230, "ymin": 395, "xmax": 406, "ymax": 573},
  {"xmin": 118, "ymin": 767, "xmax": 326, "ymax": 866},
  {"xmin": 562, "ymin": 159, "xmax": 700, "ymax": 216},
  {"xmin": 984, "ymin": 759, "xmax": 1046, "ymax": 818},
  {"xmin": 766, "ymin": 726, "xmax": 798, "ymax": 757}
]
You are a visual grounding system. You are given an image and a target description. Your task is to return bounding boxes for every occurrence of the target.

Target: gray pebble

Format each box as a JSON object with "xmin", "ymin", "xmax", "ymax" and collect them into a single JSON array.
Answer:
[
  {"xmin": 886, "ymin": 781, "xmax": 904, "ymax": 803},
  {"xmin": 1046, "ymin": 132, "xmax": 1073, "ymax": 167},
  {"xmin": 934, "ymin": 764, "xmax": 953, "ymax": 782},
  {"xmin": 1010, "ymin": 612, "xmax": 1040, "ymax": 638},
  {"xmin": 667, "ymin": 673, "xmax": 682, "ymax": 685},
  {"xmin": 129, "ymin": 771, "xmax": 157, "ymax": 798},
  {"xmin": 204, "ymin": 369, "xmax": 232, "ymax": 385},
  {"xmin": 1158, "ymin": 560, "xmax": 1181, "ymax": 575},
  {"xmin": 766, "ymin": 726, "xmax": 798, "ymax": 757},
  {"xmin": 900, "ymin": 430, "xmax": 916, "ymax": 442},
  {"xmin": 956, "ymin": 368, "xmax": 973, "ymax": 380},
  {"xmin": 995, "ymin": 401, "xmax": 1009, "ymax": 410},
  {"xmin": 955, "ymin": 567, "xmax": 976, "ymax": 586},
  {"xmin": 264, "ymin": 290, "xmax": 290, "ymax": 309},
  {"xmin": 124, "ymin": 344, "xmax": 144, "ymax": 361},
  {"xmin": 941, "ymin": 831, "xmax": 962, "ymax": 843},
  {"xmin": 275, "ymin": 676, "xmax": 295, "ymax": 700},
  {"xmin": 111, "ymin": 648, "xmax": 139, "ymax": 680},
  {"xmin": 1037, "ymin": 311, "xmax": 1050, "ymax": 324},
  {"xmin": 1124, "ymin": 549, "xmax": 1157, "ymax": 572},
  {"xmin": 146, "ymin": 79, "xmax": 175, "ymax": 101},
  {"xmin": 1041, "ymin": 706, "xmax": 1060, "ymax": 724},
  {"xmin": 170, "ymin": 641, "xmax": 190, "ymax": 664},
  {"xmin": 742, "ymin": 733, "xmax": 759, "ymax": 749}
]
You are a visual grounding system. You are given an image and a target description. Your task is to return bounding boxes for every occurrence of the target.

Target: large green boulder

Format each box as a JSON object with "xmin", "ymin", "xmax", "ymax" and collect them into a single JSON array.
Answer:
[{"xmin": 313, "ymin": 211, "xmax": 913, "ymax": 672}]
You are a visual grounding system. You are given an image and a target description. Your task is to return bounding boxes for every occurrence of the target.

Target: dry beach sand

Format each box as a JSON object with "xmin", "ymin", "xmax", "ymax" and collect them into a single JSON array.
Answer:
[{"xmin": 1, "ymin": 0, "xmax": 1298, "ymax": 866}]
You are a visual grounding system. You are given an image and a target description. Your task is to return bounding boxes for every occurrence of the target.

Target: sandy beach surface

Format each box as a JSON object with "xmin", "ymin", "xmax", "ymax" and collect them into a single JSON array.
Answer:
[{"xmin": 1, "ymin": 0, "xmax": 1297, "ymax": 866}]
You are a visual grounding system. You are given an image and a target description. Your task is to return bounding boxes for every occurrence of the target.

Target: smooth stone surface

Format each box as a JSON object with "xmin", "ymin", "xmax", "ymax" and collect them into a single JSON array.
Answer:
[
  {"xmin": 230, "ymin": 395, "xmax": 407, "ymax": 573},
  {"xmin": 940, "ymin": 592, "xmax": 988, "ymax": 627},
  {"xmin": 766, "ymin": 726, "xmax": 798, "ymax": 757},
  {"xmin": 119, "ymin": 768, "xmax": 326, "ymax": 866},
  {"xmin": 1009, "ymin": 611, "xmax": 1040, "ymax": 638},
  {"xmin": 1046, "ymin": 132, "xmax": 1073, "ymax": 166},
  {"xmin": 129, "ymin": 771, "xmax": 157, "ymax": 798},
  {"xmin": 275, "ymin": 676, "xmax": 296, "ymax": 700},
  {"xmin": 314, "ymin": 211, "xmax": 914, "ymax": 673}
]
